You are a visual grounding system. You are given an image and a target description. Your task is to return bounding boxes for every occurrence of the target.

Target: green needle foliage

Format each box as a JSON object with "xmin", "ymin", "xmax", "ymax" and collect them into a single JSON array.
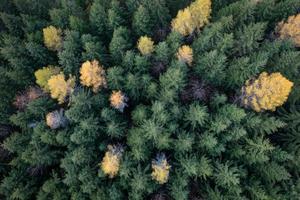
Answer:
[{"xmin": 0, "ymin": 0, "xmax": 300, "ymax": 199}]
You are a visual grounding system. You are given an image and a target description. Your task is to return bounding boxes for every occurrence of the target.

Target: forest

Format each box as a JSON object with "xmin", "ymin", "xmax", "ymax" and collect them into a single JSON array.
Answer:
[{"xmin": 0, "ymin": 0, "xmax": 300, "ymax": 199}]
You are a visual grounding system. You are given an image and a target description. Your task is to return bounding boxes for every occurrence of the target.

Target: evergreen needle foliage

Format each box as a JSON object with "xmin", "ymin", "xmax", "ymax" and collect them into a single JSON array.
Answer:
[{"xmin": 0, "ymin": 0, "xmax": 300, "ymax": 199}]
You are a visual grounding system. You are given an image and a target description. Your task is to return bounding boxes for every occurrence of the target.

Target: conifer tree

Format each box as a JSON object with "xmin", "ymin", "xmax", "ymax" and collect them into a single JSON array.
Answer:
[
  {"xmin": 109, "ymin": 27, "xmax": 132, "ymax": 64},
  {"xmin": 1, "ymin": 1, "xmax": 300, "ymax": 199}
]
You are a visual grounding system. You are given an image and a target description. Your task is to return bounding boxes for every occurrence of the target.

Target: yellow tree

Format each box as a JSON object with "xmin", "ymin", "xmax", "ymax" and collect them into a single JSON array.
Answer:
[
  {"xmin": 171, "ymin": 0, "xmax": 212, "ymax": 36},
  {"xmin": 151, "ymin": 153, "xmax": 171, "ymax": 184},
  {"xmin": 34, "ymin": 66, "xmax": 60, "ymax": 92},
  {"xmin": 47, "ymin": 73, "xmax": 75, "ymax": 104},
  {"xmin": 177, "ymin": 45, "xmax": 193, "ymax": 66},
  {"xmin": 189, "ymin": 0, "xmax": 211, "ymax": 31},
  {"xmin": 241, "ymin": 72, "xmax": 293, "ymax": 112},
  {"xmin": 171, "ymin": 8, "xmax": 195, "ymax": 36},
  {"xmin": 80, "ymin": 60, "xmax": 107, "ymax": 93},
  {"xmin": 100, "ymin": 145, "xmax": 123, "ymax": 178},
  {"xmin": 43, "ymin": 25, "xmax": 63, "ymax": 51},
  {"xmin": 110, "ymin": 90, "xmax": 128, "ymax": 112},
  {"xmin": 137, "ymin": 36, "xmax": 154, "ymax": 55},
  {"xmin": 276, "ymin": 14, "xmax": 300, "ymax": 47}
]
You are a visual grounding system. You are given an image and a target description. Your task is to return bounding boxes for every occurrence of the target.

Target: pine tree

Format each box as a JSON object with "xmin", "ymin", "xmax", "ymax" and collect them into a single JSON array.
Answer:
[
  {"xmin": 1, "ymin": 0, "xmax": 300, "ymax": 199},
  {"xmin": 58, "ymin": 30, "xmax": 82, "ymax": 75},
  {"xmin": 109, "ymin": 27, "xmax": 132, "ymax": 64},
  {"xmin": 132, "ymin": 5, "xmax": 152, "ymax": 36}
]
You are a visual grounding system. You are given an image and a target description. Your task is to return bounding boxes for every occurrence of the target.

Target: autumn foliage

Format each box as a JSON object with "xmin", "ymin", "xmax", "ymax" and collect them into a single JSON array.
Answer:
[
  {"xmin": 1, "ymin": 1, "xmax": 300, "ymax": 199},
  {"xmin": 151, "ymin": 154, "xmax": 171, "ymax": 184},
  {"xmin": 47, "ymin": 73, "xmax": 75, "ymax": 104},
  {"xmin": 241, "ymin": 72, "xmax": 293, "ymax": 112},
  {"xmin": 137, "ymin": 36, "xmax": 154, "ymax": 55},
  {"xmin": 171, "ymin": 0, "xmax": 212, "ymax": 36},
  {"xmin": 276, "ymin": 14, "xmax": 300, "ymax": 47},
  {"xmin": 43, "ymin": 26, "xmax": 63, "ymax": 51},
  {"xmin": 80, "ymin": 60, "xmax": 107, "ymax": 93},
  {"xmin": 100, "ymin": 145, "xmax": 123, "ymax": 178},
  {"xmin": 34, "ymin": 66, "xmax": 60, "ymax": 92},
  {"xmin": 177, "ymin": 45, "xmax": 193, "ymax": 66},
  {"xmin": 110, "ymin": 90, "xmax": 128, "ymax": 112}
]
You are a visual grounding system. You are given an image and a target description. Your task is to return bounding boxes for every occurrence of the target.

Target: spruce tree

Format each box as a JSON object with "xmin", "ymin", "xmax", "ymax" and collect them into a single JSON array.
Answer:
[{"xmin": 0, "ymin": 0, "xmax": 300, "ymax": 199}]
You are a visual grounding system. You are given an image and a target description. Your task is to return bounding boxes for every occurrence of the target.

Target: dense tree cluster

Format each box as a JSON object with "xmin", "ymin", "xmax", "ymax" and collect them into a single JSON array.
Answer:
[{"xmin": 0, "ymin": 0, "xmax": 300, "ymax": 200}]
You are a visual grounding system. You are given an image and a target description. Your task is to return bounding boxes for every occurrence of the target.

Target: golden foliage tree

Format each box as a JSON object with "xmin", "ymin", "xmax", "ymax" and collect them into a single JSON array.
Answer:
[
  {"xmin": 80, "ymin": 60, "xmax": 107, "ymax": 93},
  {"xmin": 276, "ymin": 14, "xmax": 300, "ymax": 47},
  {"xmin": 151, "ymin": 153, "xmax": 171, "ymax": 184},
  {"xmin": 137, "ymin": 36, "xmax": 154, "ymax": 55},
  {"xmin": 47, "ymin": 73, "xmax": 75, "ymax": 104},
  {"xmin": 177, "ymin": 45, "xmax": 193, "ymax": 66},
  {"xmin": 241, "ymin": 72, "xmax": 293, "ymax": 112},
  {"xmin": 34, "ymin": 66, "xmax": 60, "ymax": 92},
  {"xmin": 171, "ymin": 0, "xmax": 212, "ymax": 36},
  {"xmin": 110, "ymin": 90, "xmax": 128, "ymax": 112},
  {"xmin": 43, "ymin": 25, "xmax": 63, "ymax": 51},
  {"xmin": 100, "ymin": 145, "xmax": 123, "ymax": 178}
]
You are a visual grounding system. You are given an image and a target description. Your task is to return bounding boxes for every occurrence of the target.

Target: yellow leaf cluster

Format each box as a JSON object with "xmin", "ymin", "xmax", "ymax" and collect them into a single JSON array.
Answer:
[
  {"xmin": 100, "ymin": 145, "xmax": 123, "ymax": 178},
  {"xmin": 177, "ymin": 45, "xmax": 193, "ymax": 66},
  {"xmin": 110, "ymin": 90, "xmax": 127, "ymax": 112},
  {"xmin": 276, "ymin": 14, "xmax": 300, "ymax": 47},
  {"xmin": 242, "ymin": 72, "xmax": 293, "ymax": 112},
  {"xmin": 43, "ymin": 26, "xmax": 63, "ymax": 51},
  {"xmin": 47, "ymin": 73, "xmax": 75, "ymax": 104},
  {"xmin": 171, "ymin": 0, "xmax": 212, "ymax": 36},
  {"xmin": 80, "ymin": 60, "xmax": 107, "ymax": 93},
  {"xmin": 34, "ymin": 66, "xmax": 60, "ymax": 92},
  {"xmin": 137, "ymin": 36, "xmax": 154, "ymax": 55},
  {"xmin": 151, "ymin": 154, "xmax": 171, "ymax": 184}
]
